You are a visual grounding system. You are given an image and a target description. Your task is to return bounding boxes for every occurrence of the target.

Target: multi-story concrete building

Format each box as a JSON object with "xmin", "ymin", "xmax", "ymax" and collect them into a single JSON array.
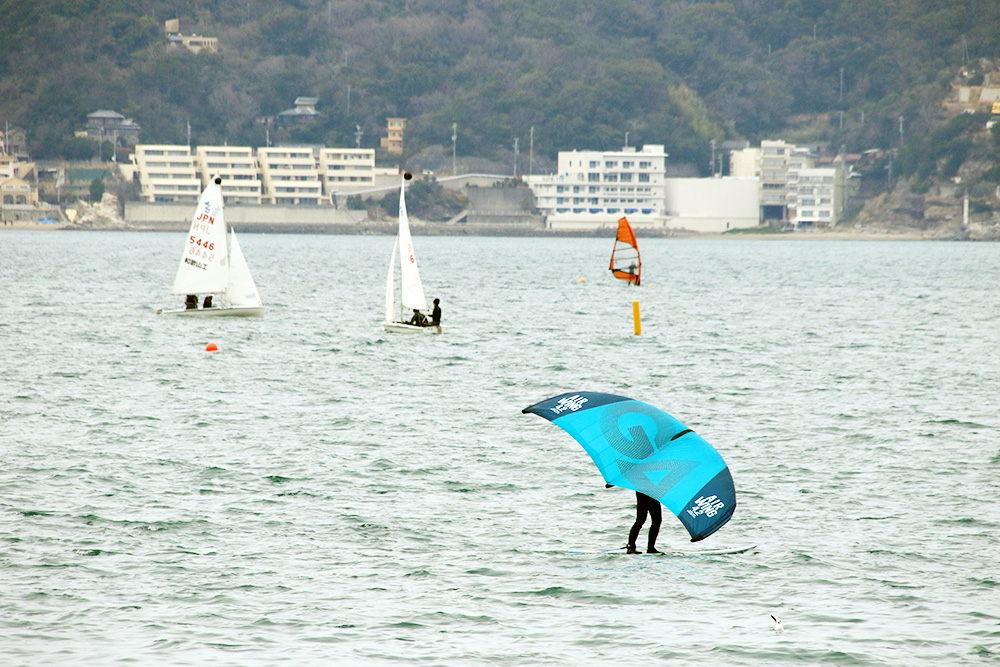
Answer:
[
  {"xmin": 132, "ymin": 145, "xmax": 200, "ymax": 203},
  {"xmin": 525, "ymin": 144, "xmax": 668, "ymax": 229},
  {"xmin": 256, "ymin": 146, "xmax": 323, "ymax": 205},
  {"xmin": 381, "ymin": 118, "xmax": 406, "ymax": 154},
  {"xmin": 788, "ymin": 167, "xmax": 845, "ymax": 229},
  {"xmin": 318, "ymin": 148, "xmax": 376, "ymax": 202},
  {"xmin": 729, "ymin": 141, "xmax": 845, "ymax": 227},
  {"xmin": 195, "ymin": 146, "xmax": 262, "ymax": 204}
]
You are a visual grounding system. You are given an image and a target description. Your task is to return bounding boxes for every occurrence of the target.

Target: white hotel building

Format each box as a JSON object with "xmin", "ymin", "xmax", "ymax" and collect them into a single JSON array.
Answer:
[
  {"xmin": 132, "ymin": 145, "xmax": 201, "ymax": 203},
  {"xmin": 195, "ymin": 146, "xmax": 262, "ymax": 204},
  {"xmin": 319, "ymin": 148, "xmax": 376, "ymax": 200},
  {"xmin": 132, "ymin": 145, "xmax": 377, "ymax": 205},
  {"xmin": 525, "ymin": 144, "xmax": 668, "ymax": 229},
  {"xmin": 256, "ymin": 146, "xmax": 323, "ymax": 205}
]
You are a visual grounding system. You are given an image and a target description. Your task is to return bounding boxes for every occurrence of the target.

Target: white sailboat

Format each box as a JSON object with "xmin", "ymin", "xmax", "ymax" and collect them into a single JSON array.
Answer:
[
  {"xmin": 384, "ymin": 173, "xmax": 443, "ymax": 333},
  {"xmin": 158, "ymin": 176, "xmax": 265, "ymax": 317}
]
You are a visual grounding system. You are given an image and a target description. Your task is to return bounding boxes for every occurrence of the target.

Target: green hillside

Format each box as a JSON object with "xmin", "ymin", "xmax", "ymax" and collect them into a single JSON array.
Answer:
[{"xmin": 2, "ymin": 0, "xmax": 999, "ymax": 180}]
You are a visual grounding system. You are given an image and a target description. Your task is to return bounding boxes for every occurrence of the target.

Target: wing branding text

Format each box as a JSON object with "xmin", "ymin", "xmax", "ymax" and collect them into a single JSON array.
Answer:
[
  {"xmin": 686, "ymin": 495, "xmax": 725, "ymax": 519},
  {"xmin": 551, "ymin": 395, "xmax": 588, "ymax": 414}
]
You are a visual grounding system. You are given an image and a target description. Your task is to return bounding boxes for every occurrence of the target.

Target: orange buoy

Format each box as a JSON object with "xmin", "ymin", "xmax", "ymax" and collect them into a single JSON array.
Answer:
[{"xmin": 206, "ymin": 342, "xmax": 218, "ymax": 352}]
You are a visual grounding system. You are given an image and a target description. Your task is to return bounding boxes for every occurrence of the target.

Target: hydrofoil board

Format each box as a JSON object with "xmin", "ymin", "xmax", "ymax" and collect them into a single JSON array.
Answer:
[{"xmin": 569, "ymin": 544, "xmax": 756, "ymax": 557}]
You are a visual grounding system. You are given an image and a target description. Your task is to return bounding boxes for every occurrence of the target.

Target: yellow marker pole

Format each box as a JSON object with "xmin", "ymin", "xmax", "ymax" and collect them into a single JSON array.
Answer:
[{"xmin": 632, "ymin": 300, "xmax": 641, "ymax": 335}]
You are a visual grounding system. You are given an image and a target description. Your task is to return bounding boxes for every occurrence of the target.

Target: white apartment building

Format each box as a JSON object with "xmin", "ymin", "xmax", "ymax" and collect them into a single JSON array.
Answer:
[
  {"xmin": 788, "ymin": 167, "xmax": 844, "ymax": 228},
  {"xmin": 525, "ymin": 144, "xmax": 668, "ymax": 229},
  {"xmin": 730, "ymin": 140, "xmax": 820, "ymax": 223},
  {"xmin": 195, "ymin": 146, "xmax": 262, "ymax": 204},
  {"xmin": 318, "ymin": 148, "xmax": 376, "ymax": 202},
  {"xmin": 132, "ymin": 145, "xmax": 200, "ymax": 203},
  {"xmin": 256, "ymin": 146, "xmax": 322, "ymax": 205}
]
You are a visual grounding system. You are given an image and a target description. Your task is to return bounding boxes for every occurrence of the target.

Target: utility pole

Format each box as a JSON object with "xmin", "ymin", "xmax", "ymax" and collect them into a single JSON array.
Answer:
[
  {"xmin": 624, "ymin": 131, "xmax": 629, "ymax": 149},
  {"xmin": 355, "ymin": 124, "xmax": 363, "ymax": 148},
  {"xmin": 451, "ymin": 123, "xmax": 457, "ymax": 175},
  {"xmin": 529, "ymin": 126, "xmax": 534, "ymax": 177},
  {"xmin": 513, "ymin": 137, "xmax": 519, "ymax": 177},
  {"xmin": 709, "ymin": 139, "xmax": 716, "ymax": 176},
  {"xmin": 899, "ymin": 115, "xmax": 904, "ymax": 146},
  {"xmin": 839, "ymin": 67, "xmax": 844, "ymax": 103}
]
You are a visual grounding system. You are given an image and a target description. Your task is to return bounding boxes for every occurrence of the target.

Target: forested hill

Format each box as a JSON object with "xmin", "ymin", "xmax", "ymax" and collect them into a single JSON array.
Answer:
[{"xmin": 2, "ymin": 0, "xmax": 999, "ymax": 174}]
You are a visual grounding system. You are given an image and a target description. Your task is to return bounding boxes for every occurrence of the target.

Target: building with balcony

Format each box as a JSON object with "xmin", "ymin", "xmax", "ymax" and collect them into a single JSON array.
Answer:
[
  {"xmin": 195, "ymin": 146, "xmax": 262, "ymax": 204},
  {"xmin": 86, "ymin": 110, "xmax": 142, "ymax": 144},
  {"xmin": 1, "ymin": 126, "xmax": 28, "ymax": 158},
  {"xmin": 132, "ymin": 145, "xmax": 200, "ymax": 203},
  {"xmin": 257, "ymin": 146, "xmax": 323, "ymax": 205},
  {"xmin": 787, "ymin": 167, "xmax": 845, "ymax": 229},
  {"xmin": 319, "ymin": 148, "xmax": 376, "ymax": 201},
  {"xmin": 730, "ymin": 140, "xmax": 819, "ymax": 223},
  {"xmin": 524, "ymin": 144, "xmax": 668, "ymax": 229},
  {"xmin": 165, "ymin": 19, "xmax": 218, "ymax": 54},
  {"xmin": 381, "ymin": 118, "xmax": 406, "ymax": 154},
  {"xmin": 0, "ymin": 176, "xmax": 38, "ymax": 206}
]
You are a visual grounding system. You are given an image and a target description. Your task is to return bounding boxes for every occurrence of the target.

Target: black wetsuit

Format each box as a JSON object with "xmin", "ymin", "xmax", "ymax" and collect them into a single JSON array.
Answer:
[
  {"xmin": 430, "ymin": 305, "xmax": 441, "ymax": 326},
  {"xmin": 628, "ymin": 492, "xmax": 662, "ymax": 553}
]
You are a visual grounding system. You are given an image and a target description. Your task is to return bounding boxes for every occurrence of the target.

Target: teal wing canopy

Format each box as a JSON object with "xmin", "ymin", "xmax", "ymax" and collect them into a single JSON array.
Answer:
[{"xmin": 522, "ymin": 391, "xmax": 736, "ymax": 542}]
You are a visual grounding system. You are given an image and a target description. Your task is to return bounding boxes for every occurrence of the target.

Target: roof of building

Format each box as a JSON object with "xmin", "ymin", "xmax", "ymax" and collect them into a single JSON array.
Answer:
[{"xmin": 88, "ymin": 110, "xmax": 125, "ymax": 120}]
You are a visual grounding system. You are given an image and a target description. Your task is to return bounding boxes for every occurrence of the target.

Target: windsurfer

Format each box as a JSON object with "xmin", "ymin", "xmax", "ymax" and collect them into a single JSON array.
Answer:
[{"xmin": 627, "ymin": 491, "xmax": 663, "ymax": 554}]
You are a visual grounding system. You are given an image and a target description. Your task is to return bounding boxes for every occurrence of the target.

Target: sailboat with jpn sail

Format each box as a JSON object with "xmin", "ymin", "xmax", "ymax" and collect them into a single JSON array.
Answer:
[
  {"xmin": 158, "ymin": 176, "xmax": 265, "ymax": 317},
  {"xmin": 384, "ymin": 173, "xmax": 444, "ymax": 333},
  {"xmin": 609, "ymin": 216, "xmax": 641, "ymax": 285}
]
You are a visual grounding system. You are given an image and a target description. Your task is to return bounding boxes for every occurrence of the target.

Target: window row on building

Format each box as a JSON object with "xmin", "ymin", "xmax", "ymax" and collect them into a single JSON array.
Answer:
[
  {"xmin": 131, "ymin": 145, "xmax": 377, "ymax": 204},
  {"xmin": 524, "ymin": 145, "xmax": 669, "ymax": 224},
  {"xmin": 729, "ymin": 139, "xmax": 850, "ymax": 228}
]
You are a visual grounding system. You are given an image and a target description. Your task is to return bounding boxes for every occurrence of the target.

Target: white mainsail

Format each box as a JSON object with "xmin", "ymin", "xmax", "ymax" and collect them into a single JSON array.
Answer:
[
  {"xmin": 171, "ymin": 180, "xmax": 229, "ymax": 296},
  {"xmin": 224, "ymin": 230, "xmax": 262, "ymax": 308},
  {"xmin": 385, "ymin": 236, "xmax": 398, "ymax": 323},
  {"xmin": 396, "ymin": 179, "xmax": 427, "ymax": 314},
  {"xmin": 385, "ymin": 177, "xmax": 428, "ymax": 325}
]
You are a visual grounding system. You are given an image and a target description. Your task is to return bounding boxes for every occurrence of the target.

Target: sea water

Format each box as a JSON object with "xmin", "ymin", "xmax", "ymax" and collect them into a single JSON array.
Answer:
[{"xmin": 1, "ymin": 231, "xmax": 998, "ymax": 665}]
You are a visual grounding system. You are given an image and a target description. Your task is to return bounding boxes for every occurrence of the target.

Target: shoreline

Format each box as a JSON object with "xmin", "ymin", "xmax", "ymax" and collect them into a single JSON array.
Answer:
[{"xmin": 0, "ymin": 219, "xmax": 957, "ymax": 241}]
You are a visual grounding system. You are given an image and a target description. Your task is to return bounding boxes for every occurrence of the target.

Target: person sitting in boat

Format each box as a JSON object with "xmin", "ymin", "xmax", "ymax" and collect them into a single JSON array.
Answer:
[
  {"xmin": 426, "ymin": 298, "xmax": 441, "ymax": 327},
  {"xmin": 185, "ymin": 294, "xmax": 198, "ymax": 310},
  {"xmin": 409, "ymin": 309, "xmax": 427, "ymax": 326},
  {"xmin": 203, "ymin": 295, "xmax": 213, "ymax": 308}
]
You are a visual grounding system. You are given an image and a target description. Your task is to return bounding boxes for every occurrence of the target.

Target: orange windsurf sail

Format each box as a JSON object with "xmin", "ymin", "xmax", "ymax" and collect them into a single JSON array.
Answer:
[{"xmin": 609, "ymin": 217, "xmax": 640, "ymax": 285}]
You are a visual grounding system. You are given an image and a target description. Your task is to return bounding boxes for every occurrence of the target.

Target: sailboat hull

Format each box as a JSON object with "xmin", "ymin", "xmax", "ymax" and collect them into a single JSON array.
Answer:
[
  {"xmin": 159, "ymin": 305, "xmax": 266, "ymax": 318},
  {"xmin": 384, "ymin": 322, "xmax": 445, "ymax": 334}
]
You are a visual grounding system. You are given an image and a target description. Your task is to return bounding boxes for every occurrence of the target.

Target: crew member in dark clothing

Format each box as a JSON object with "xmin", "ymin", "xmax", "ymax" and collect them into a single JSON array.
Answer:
[
  {"xmin": 626, "ymin": 491, "xmax": 663, "ymax": 554},
  {"xmin": 185, "ymin": 294, "xmax": 198, "ymax": 310},
  {"xmin": 409, "ymin": 308, "xmax": 427, "ymax": 326},
  {"xmin": 427, "ymin": 298, "xmax": 441, "ymax": 326}
]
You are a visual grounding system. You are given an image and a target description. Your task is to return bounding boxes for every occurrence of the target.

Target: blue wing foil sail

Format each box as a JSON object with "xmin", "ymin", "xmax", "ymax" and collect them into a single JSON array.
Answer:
[{"xmin": 522, "ymin": 392, "xmax": 736, "ymax": 542}]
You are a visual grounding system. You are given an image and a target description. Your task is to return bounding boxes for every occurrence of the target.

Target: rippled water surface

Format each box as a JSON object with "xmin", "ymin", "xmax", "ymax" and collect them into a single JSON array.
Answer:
[{"xmin": 2, "ymin": 231, "xmax": 998, "ymax": 665}]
